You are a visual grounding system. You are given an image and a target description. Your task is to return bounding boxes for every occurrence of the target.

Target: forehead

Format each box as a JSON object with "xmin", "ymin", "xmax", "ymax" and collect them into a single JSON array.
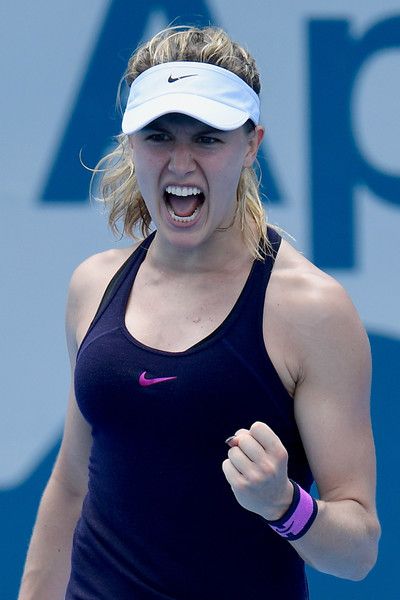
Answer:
[{"xmin": 143, "ymin": 113, "xmax": 223, "ymax": 132}]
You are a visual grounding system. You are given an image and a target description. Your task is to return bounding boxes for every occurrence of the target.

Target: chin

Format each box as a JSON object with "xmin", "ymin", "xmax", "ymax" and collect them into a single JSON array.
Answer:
[{"xmin": 162, "ymin": 228, "xmax": 207, "ymax": 250}]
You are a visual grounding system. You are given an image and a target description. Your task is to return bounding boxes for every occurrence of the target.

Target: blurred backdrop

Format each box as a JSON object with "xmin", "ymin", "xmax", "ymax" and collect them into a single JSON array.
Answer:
[{"xmin": 1, "ymin": 1, "xmax": 399, "ymax": 598}]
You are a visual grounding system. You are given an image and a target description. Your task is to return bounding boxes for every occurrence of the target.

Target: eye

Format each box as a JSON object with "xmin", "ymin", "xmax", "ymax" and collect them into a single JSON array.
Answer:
[
  {"xmin": 145, "ymin": 132, "xmax": 171, "ymax": 142},
  {"xmin": 196, "ymin": 136, "xmax": 221, "ymax": 145}
]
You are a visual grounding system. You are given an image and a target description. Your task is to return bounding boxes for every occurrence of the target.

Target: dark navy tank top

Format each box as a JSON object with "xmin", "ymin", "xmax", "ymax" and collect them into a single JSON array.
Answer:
[{"xmin": 66, "ymin": 230, "xmax": 313, "ymax": 600}]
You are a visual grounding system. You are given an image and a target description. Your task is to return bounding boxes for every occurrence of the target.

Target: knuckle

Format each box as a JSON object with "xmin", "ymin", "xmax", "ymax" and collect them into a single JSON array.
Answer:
[
  {"xmin": 276, "ymin": 445, "xmax": 288, "ymax": 463},
  {"xmin": 269, "ymin": 464, "xmax": 279, "ymax": 478},
  {"xmin": 260, "ymin": 461, "xmax": 277, "ymax": 478},
  {"xmin": 250, "ymin": 421, "xmax": 266, "ymax": 435},
  {"xmin": 249, "ymin": 471, "xmax": 264, "ymax": 485},
  {"xmin": 235, "ymin": 428, "xmax": 248, "ymax": 437},
  {"xmin": 235, "ymin": 479, "xmax": 247, "ymax": 492},
  {"xmin": 227, "ymin": 447, "xmax": 239, "ymax": 459},
  {"xmin": 250, "ymin": 421, "xmax": 261, "ymax": 431},
  {"xmin": 259, "ymin": 458, "xmax": 272, "ymax": 473}
]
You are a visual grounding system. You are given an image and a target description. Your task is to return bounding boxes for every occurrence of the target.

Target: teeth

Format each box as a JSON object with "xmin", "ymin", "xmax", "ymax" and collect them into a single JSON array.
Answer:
[
  {"xmin": 166, "ymin": 205, "xmax": 201, "ymax": 223},
  {"xmin": 165, "ymin": 186, "xmax": 202, "ymax": 196}
]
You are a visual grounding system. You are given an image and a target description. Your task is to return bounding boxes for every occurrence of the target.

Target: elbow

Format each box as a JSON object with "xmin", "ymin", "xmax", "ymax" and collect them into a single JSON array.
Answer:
[
  {"xmin": 346, "ymin": 518, "xmax": 381, "ymax": 581},
  {"xmin": 347, "ymin": 560, "xmax": 376, "ymax": 582},
  {"xmin": 347, "ymin": 558, "xmax": 376, "ymax": 582},
  {"xmin": 314, "ymin": 516, "xmax": 381, "ymax": 581}
]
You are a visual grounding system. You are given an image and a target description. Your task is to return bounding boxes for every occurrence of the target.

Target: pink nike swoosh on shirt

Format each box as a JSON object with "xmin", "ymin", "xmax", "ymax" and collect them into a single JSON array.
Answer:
[{"xmin": 138, "ymin": 371, "xmax": 177, "ymax": 387}]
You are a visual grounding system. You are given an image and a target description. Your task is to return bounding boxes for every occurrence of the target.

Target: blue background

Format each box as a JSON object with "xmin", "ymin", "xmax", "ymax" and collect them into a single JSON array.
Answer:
[{"xmin": 2, "ymin": 1, "xmax": 399, "ymax": 598}]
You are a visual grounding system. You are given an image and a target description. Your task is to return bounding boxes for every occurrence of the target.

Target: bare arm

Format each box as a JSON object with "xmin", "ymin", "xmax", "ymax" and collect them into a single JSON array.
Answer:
[
  {"xmin": 18, "ymin": 248, "xmax": 133, "ymax": 599},
  {"xmin": 288, "ymin": 280, "xmax": 380, "ymax": 579},
  {"xmin": 17, "ymin": 386, "xmax": 92, "ymax": 600},
  {"xmin": 222, "ymin": 264, "xmax": 380, "ymax": 581}
]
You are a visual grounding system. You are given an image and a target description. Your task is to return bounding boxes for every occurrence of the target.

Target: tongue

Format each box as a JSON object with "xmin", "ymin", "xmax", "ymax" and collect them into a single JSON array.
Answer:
[{"xmin": 168, "ymin": 194, "xmax": 202, "ymax": 217}]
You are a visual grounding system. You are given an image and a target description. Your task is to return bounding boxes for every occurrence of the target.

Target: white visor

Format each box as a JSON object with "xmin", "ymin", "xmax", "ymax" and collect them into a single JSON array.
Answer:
[{"xmin": 122, "ymin": 61, "xmax": 260, "ymax": 134}]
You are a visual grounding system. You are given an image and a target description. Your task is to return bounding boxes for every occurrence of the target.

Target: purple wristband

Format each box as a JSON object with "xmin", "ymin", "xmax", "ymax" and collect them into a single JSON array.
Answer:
[{"xmin": 266, "ymin": 480, "xmax": 318, "ymax": 541}]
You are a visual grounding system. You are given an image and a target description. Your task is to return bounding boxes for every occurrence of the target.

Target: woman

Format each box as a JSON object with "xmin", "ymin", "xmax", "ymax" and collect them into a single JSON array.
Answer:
[{"xmin": 19, "ymin": 26, "xmax": 380, "ymax": 599}]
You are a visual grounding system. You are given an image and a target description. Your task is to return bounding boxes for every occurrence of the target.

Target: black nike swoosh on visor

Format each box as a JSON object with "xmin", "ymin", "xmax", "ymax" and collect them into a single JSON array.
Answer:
[{"xmin": 168, "ymin": 74, "xmax": 198, "ymax": 83}]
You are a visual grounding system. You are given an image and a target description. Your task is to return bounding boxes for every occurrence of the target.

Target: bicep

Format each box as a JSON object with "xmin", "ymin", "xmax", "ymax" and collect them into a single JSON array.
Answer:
[{"xmin": 293, "ymin": 297, "xmax": 376, "ymax": 512}]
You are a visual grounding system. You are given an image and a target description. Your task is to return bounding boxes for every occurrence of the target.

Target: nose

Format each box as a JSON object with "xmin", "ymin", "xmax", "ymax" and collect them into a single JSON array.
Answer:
[{"xmin": 168, "ymin": 142, "xmax": 196, "ymax": 176}]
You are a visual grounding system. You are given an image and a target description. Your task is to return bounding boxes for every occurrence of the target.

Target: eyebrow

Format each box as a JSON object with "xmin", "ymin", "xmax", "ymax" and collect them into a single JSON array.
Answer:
[{"xmin": 140, "ymin": 122, "xmax": 225, "ymax": 135}]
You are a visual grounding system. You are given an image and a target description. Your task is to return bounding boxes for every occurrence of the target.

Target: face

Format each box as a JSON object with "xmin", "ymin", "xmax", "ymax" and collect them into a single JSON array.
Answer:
[{"xmin": 129, "ymin": 113, "xmax": 264, "ymax": 250}]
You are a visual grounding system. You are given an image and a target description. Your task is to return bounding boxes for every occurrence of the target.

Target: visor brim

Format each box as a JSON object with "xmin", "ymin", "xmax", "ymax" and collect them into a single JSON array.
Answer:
[{"xmin": 122, "ymin": 94, "xmax": 252, "ymax": 134}]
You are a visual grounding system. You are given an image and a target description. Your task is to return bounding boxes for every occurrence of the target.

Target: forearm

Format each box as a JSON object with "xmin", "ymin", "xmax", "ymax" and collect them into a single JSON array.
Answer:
[
  {"xmin": 223, "ymin": 423, "xmax": 380, "ymax": 581},
  {"xmin": 289, "ymin": 497, "xmax": 380, "ymax": 580},
  {"xmin": 18, "ymin": 476, "xmax": 84, "ymax": 600}
]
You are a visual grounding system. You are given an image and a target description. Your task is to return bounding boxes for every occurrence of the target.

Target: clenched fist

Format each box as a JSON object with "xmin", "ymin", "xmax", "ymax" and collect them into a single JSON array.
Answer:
[{"xmin": 222, "ymin": 421, "xmax": 294, "ymax": 521}]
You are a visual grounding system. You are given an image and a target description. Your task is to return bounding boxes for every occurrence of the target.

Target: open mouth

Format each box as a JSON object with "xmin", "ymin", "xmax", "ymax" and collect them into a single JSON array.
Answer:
[{"xmin": 164, "ymin": 185, "xmax": 205, "ymax": 223}]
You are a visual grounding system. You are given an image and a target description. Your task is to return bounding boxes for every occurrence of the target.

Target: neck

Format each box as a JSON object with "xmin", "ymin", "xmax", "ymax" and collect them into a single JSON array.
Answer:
[{"xmin": 146, "ymin": 225, "xmax": 253, "ymax": 275}]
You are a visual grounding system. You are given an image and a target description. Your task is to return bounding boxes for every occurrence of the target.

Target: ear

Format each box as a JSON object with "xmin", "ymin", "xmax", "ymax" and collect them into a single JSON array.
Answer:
[{"xmin": 243, "ymin": 126, "xmax": 264, "ymax": 168}]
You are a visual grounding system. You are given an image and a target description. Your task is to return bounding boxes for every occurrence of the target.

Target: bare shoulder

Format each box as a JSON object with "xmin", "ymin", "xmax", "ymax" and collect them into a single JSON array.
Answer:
[
  {"xmin": 265, "ymin": 238, "xmax": 370, "ymax": 390},
  {"xmin": 271, "ymin": 238, "xmax": 357, "ymax": 321},
  {"xmin": 66, "ymin": 243, "xmax": 140, "ymax": 359}
]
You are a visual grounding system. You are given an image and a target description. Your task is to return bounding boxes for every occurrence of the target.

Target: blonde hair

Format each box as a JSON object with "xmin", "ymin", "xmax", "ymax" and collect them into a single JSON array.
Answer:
[{"xmin": 93, "ymin": 26, "xmax": 272, "ymax": 259}]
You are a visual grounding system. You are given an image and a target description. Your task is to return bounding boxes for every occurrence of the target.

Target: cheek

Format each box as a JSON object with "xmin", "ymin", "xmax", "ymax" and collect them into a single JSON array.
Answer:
[
  {"xmin": 133, "ymin": 153, "xmax": 162, "ymax": 193},
  {"xmin": 211, "ymin": 152, "xmax": 245, "ymax": 193}
]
